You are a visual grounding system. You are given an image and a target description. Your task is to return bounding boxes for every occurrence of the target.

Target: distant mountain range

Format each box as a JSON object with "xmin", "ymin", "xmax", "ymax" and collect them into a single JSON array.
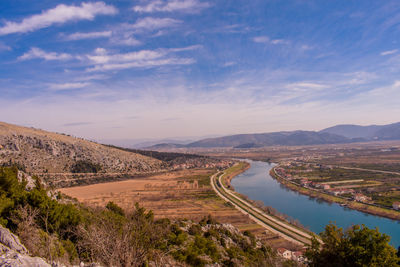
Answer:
[
  {"xmin": 320, "ymin": 122, "xmax": 400, "ymax": 140},
  {"xmin": 148, "ymin": 122, "xmax": 400, "ymax": 149}
]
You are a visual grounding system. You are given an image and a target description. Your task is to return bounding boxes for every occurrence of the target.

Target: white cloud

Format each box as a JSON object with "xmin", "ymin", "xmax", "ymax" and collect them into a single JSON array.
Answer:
[
  {"xmin": 50, "ymin": 82, "xmax": 90, "ymax": 90},
  {"xmin": 74, "ymin": 74, "xmax": 109, "ymax": 81},
  {"xmin": 2, "ymin": 68, "xmax": 399, "ymax": 140},
  {"xmin": 19, "ymin": 47, "xmax": 72, "ymax": 61},
  {"xmin": 253, "ymin": 36, "xmax": 289, "ymax": 45},
  {"xmin": 0, "ymin": 2, "xmax": 117, "ymax": 35},
  {"xmin": 133, "ymin": 0, "xmax": 210, "ymax": 13},
  {"xmin": 87, "ymin": 49, "xmax": 165, "ymax": 64},
  {"xmin": 253, "ymin": 36, "xmax": 270, "ymax": 43},
  {"xmin": 65, "ymin": 31, "xmax": 112, "ymax": 40},
  {"xmin": 168, "ymin": 45, "xmax": 202, "ymax": 52},
  {"xmin": 88, "ymin": 57, "xmax": 195, "ymax": 72},
  {"xmin": 223, "ymin": 61, "xmax": 236, "ymax": 67},
  {"xmin": 129, "ymin": 17, "xmax": 181, "ymax": 31},
  {"xmin": 86, "ymin": 46, "xmax": 195, "ymax": 71},
  {"xmin": 300, "ymin": 45, "xmax": 313, "ymax": 51},
  {"xmin": 288, "ymin": 82, "xmax": 328, "ymax": 89},
  {"xmin": 270, "ymin": 39, "xmax": 289, "ymax": 45},
  {"xmin": 111, "ymin": 37, "xmax": 142, "ymax": 46},
  {"xmin": 381, "ymin": 49, "xmax": 398, "ymax": 56}
]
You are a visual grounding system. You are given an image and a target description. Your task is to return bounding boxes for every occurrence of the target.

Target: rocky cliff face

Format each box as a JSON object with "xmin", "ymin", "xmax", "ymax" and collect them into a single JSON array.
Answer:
[
  {"xmin": 0, "ymin": 226, "xmax": 50, "ymax": 267},
  {"xmin": 0, "ymin": 122, "xmax": 164, "ymax": 174}
]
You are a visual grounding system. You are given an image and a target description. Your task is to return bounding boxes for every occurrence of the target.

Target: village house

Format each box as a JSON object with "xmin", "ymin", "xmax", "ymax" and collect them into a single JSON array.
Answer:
[
  {"xmin": 323, "ymin": 184, "xmax": 331, "ymax": 190},
  {"xmin": 393, "ymin": 202, "xmax": 400, "ymax": 210},
  {"xmin": 314, "ymin": 183, "xmax": 323, "ymax": 189},
  {"xmin": 301, "ymin": 179, "xmax": 313, "ymax": 187},
  {"xmin": 277, "ymin": 248, "xmax": 306, "ymax": 262},
  {"xmin": 330, "ymin": 188, "xmax": 354, "ymax": 196},
  {"xmin": 353, "ymin": 193, "xmax": 371, "ymax": 203},
  {"xmin": 292, "ymin": 251, "xmax": 305, "ymax": 262},
  {"xmin": 314, "ymin": 183, "xmax": 330, "ymax": 190},
  {"xmin": 277, "ymin": 248, "xmax": 292, "ymax": 260}
]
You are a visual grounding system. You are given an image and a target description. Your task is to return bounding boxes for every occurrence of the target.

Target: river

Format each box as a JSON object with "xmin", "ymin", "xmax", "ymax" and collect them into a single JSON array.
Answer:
[{"xmin": 230, "ymin": 160, "xmax": 400, "ymax": 247}]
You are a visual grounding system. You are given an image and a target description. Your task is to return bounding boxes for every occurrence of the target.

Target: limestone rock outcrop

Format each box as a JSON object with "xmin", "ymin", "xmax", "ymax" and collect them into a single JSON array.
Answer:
[{"xmin": 0, "ymin": 226, "xmax": 50, "ymax": 267}]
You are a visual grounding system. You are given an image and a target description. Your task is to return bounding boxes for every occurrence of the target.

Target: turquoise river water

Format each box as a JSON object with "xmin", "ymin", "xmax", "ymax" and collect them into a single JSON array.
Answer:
[{"xmin": 230, "ymin": 160, "xmax": 400, "ymax": 247}]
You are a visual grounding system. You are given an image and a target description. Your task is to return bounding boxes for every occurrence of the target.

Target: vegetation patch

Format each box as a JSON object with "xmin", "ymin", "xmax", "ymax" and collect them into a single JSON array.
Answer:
[{"xmin": 70, "ymin": 160, "xmax": 102, "ymax": 173}]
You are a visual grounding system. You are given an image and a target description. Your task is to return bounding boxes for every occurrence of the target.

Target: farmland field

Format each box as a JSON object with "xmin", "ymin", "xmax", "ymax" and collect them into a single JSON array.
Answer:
[{"xmin": 59, "ymin": 167, "xmax": 298, "ymax": 249}]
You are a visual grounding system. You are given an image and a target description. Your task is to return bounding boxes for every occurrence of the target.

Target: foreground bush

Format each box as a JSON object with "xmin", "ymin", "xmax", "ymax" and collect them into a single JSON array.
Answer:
[{"xmin": 306, "ymin": 223, "xmax": 400, "ymax": 267}]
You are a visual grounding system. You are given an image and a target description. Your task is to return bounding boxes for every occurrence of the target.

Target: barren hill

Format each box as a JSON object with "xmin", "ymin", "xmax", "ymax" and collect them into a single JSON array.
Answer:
[{"xmin": 0, "ymin": 121, "xmax": 164, "ymax": 174}]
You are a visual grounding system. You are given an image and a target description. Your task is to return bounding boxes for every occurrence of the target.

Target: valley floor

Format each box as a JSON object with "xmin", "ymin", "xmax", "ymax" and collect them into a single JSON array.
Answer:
[{"xmin": 59, "ymin": 167, "xmax": 300, "ymax": 250}]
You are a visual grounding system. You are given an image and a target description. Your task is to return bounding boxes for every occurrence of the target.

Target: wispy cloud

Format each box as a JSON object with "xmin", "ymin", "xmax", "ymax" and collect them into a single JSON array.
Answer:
[
  {"xmin": 270, "ymin": 39, "xmax": 289, "ymax": 45},
  {"xmin": 86, "ymin": 46, "xmax": 196, "ymax": 72},
  {"xmin": 253, "ymin": 36, "xmax": 289, "ymax": 45},
  {"xmin": 86, "ymin": 48, "xmax": 162, "ymax": 64},
  {"xmin": 0, "ymin": 2, "xmax": 117, "ymax": 35},
  {"xmin": 110, "ymin": 35, "xmax": 141, "ymax": 46},
  {"xmin": 223, "ymin": 61, "xmax": 236, "ymax": 67},
  {"xmin": 19, "ymin": 47, "xmax": 72, "ymax": 61},
  {"xmin": 65, "ymin": 31, "xmax": 112, "ymax": 40},
  {"xmin": 128, "ymin": 17, "xmax": 182, "ymax": 32},
  {"xmin": 87, "ymin": 57, "xmax": 194, "ymax": 72},
  {"xmin": 49, "ymin": 82, "xmax": 90, "ymax": 90},
  {"xmin": 381, "ymin": 49, "xmax": 398, "ymax": 56},
  {"xmin": 133, "ymin": 0, "xmax": 210, "ymax": 13},
  {"xmin": 209, "ymin": 24, "xmax": 253, "ymax": 34},
  {"xmin": 168, "ymin": 45, "xmax": 202, "ymax": 52},
  {"xmin": 74, "ymin": 74, "xmax": 109, "ymax": 82},
  {"xmin": 287, "ymin": 82, "xmax": 328, "ymax": 90},
  {"xmin": 253, "ymin": 36, "xmax": 269, "ymax": 43}
]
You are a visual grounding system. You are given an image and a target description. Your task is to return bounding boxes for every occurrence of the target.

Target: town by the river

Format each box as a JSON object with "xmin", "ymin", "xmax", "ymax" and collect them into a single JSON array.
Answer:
[{"xmin": 231, "ymin": 160, "xmax": 400, "ymax": 247}]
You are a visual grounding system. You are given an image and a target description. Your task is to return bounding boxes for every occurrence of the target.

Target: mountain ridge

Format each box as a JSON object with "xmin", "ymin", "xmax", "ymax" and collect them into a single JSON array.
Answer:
[
  {"xmin": 320, "ymin": 122, "xmax": 400, "ymax": 140},
  {"xmin": 147, "ymin": 122, "xmax": 400, "ymax": 149}
]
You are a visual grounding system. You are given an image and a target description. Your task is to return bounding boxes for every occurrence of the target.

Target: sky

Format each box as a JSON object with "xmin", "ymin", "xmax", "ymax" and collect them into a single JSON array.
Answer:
[{"xmin": 1, "ymin": 0, "xmax": 400, "ymax": 142}]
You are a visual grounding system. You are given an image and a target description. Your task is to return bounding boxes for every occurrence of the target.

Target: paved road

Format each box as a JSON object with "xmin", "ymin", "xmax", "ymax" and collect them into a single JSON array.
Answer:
[{"xmin": 210, "ymin": 169, "xmax": 319, "ymax": 246}]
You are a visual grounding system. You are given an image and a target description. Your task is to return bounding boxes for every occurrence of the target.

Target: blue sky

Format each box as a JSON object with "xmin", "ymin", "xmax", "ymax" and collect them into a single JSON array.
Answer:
[{"xmin": 1, "ymin": 0, "xmax": 400, "ymax": 141}]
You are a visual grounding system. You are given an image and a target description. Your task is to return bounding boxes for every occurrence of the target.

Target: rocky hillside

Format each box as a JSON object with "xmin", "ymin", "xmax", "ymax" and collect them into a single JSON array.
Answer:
[{"xmin": 0, "ymin": 121, "xmax": 163, "ymax": 174}]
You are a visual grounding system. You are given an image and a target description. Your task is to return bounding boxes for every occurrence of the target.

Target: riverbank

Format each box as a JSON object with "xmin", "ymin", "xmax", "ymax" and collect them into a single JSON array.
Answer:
[
  {"xmin": 270, "ymin": 166, "xmax": 400, "ymax": 221},
  {"xmin": 212, "ymin": 163, "xmax": 318, "ymax": 247},
  {"xmin": 222, "ymin": 161, "xmax": 250, "ymax": 188}
]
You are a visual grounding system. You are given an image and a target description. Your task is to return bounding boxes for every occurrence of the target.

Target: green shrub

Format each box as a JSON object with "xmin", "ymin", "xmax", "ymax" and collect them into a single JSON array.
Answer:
[
  {"xmin": 306, "ymin": 223, "xmax": 400, "ymax": 267},
  {"xmin": 188, "ymin": 224, "xmax": 202, "ymax": 236},
  {"xmin": 70, "ymin": 160, "xmax": 101, "ymax": 173},
  {"xmin": 106, "ymin": 201, "xmax": 125, "ymax": 216}
]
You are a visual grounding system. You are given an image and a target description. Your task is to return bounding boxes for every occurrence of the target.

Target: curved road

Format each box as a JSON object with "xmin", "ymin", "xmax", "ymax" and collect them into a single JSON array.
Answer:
[{"xmin": 210, "ymin": 168, "xmax": 320, "ymax": 246}]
